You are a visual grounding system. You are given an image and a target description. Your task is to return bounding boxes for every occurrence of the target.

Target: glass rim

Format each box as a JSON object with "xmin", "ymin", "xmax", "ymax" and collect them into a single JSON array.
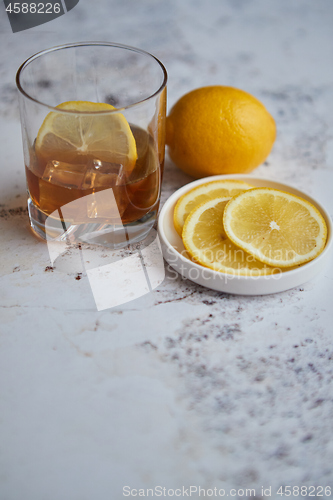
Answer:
[{"xmin": 16, "ymin": 41, "xmax": 168, "ymax": 115}]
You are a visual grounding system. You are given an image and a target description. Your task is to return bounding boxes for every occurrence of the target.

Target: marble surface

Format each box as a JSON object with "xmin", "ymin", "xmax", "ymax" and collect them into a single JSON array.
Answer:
[{"xmin": 1, "ymin": 1, "xmax": 333, "ymax": 499}]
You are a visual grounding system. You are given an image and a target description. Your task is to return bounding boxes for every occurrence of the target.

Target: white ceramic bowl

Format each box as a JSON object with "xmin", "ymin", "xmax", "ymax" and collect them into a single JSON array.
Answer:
[{"xmin": 158, "ymin": 175, "xmax": 333, "ymax": 295}]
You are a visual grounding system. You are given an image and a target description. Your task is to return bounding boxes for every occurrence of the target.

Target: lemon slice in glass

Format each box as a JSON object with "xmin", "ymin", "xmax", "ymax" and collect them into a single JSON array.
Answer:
[{"xmin": 35, "ymin": 100, "xmax": 138, "ymax": 174}]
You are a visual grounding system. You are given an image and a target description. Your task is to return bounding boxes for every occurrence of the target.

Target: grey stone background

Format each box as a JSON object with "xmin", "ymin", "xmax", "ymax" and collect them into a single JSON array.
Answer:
[{"xmin": 0, "ymin": 1, "xmax": 333, "ymax": 499}]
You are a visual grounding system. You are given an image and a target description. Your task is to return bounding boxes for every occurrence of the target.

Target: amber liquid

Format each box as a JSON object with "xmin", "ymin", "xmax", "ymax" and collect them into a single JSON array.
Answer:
[{"xmin": 26, "ymin": 126, "xmax": 163, "ymax": 226}]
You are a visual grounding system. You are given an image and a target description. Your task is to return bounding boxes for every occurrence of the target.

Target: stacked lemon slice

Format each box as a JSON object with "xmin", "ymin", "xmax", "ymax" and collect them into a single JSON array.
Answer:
[{"xmin": 174, "ymin": 180, "xmax": 327, "ymax": 276}]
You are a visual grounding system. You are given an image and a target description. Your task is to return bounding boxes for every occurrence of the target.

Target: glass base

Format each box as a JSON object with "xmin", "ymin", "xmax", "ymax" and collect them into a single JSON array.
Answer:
[{"xmin": 27, "ymin": 197, "xmax": 157, "ymax": 249}]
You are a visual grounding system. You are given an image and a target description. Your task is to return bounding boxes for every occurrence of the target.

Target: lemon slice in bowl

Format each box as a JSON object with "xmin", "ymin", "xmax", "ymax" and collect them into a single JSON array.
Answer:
[
  {"xmin": 35, "ymin": 100, "xmax": 138, "ymax": 173},
  {"xmin": 174, "ymin": 179, "xmax": 254, "ymax": 236},
  {"xmin": 182, "ymin": 196, "xmax": 277, "ymax": 275},
  {"xmin": 223, "ymin": 188, "xmax": 328, "ymax": 267}
]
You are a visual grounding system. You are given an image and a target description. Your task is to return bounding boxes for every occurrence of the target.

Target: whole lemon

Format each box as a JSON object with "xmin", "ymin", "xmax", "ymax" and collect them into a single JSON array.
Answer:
[{"xmin": 166, "ymin": 86, "xmax": 276, "ymax": 178}]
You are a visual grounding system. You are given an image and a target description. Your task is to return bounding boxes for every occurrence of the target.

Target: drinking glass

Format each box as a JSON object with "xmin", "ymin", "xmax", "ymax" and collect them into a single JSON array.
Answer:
[{"xmin": 16, "ymin": 42, "xmax": 167, "ymax": 247}]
